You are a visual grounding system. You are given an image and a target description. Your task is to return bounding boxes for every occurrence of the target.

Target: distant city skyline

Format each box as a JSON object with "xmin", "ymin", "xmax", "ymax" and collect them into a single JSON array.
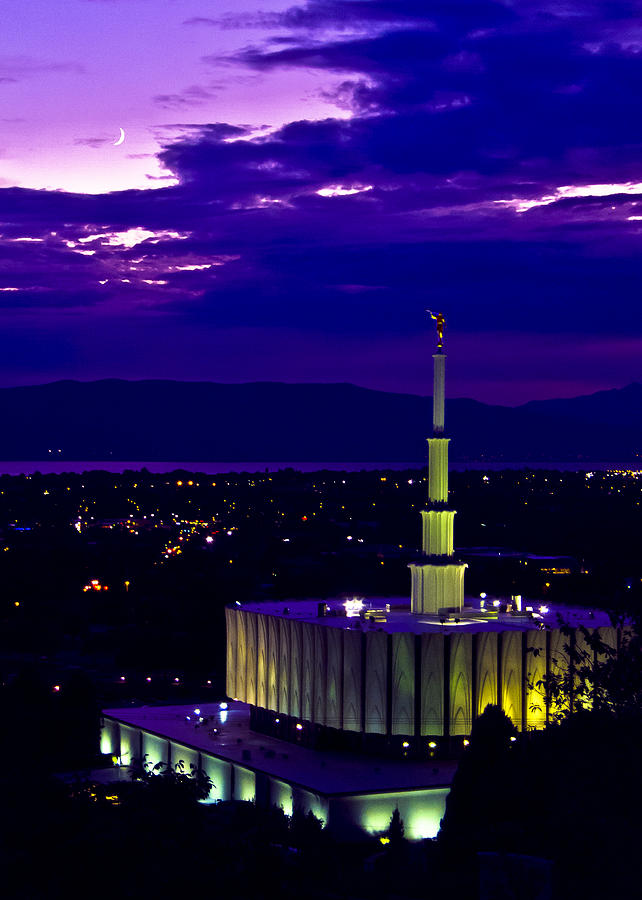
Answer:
[{"xmin": 1, "ymin": 0, "xmax": 641, "ymax": 404}]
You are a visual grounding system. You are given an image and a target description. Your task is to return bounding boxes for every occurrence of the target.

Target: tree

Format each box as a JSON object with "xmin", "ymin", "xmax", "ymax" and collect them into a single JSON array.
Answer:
[
  {"xmin": 288, "ymin": 807, "xmax": 324, "ymax": 849},
  {"xmin": 528, "ymin": 616, "xmax": 642, "ymax": 722},
  {"xmin": 128, "ymin": 755, "xmax": 213, "ymax": 805},
  {"xmin": 387, "ymin": 807, "xmax": 405, "ymax": 846},
  {"xmin": 438, "ymin": 705, "xmax": 519, "ymax": 856}
]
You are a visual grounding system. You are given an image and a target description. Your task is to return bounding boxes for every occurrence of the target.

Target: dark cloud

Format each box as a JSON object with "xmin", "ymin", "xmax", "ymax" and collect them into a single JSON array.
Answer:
[
  {"xmin": 74, "ymin": 136, "xmax": 112, "ymax": 148},
  {"xmin": 152, "ymin": 84, "xmax": 221, "ymax": 110},
  {"xmin": 0, "ymin": 1, "xmax": 641, "ymax": 398},
  {"xmin": 208, "ymin": 1, "xmax": 514, "ymax": 33},
  {"xmin": 182, "ymin": 17, "xmax": 218, "ymax": 27},
  {"xmin": 0, "ymin": 57, "xmax": 84, "ymax": 80}
]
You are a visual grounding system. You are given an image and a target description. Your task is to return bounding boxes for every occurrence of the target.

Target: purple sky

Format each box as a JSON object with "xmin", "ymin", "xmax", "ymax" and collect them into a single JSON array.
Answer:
[{"xmin": 1, "ymin": 0, "xmax": 641, "ymax": 405}]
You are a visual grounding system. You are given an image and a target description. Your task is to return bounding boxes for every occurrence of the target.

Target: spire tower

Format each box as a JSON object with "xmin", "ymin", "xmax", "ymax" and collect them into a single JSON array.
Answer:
[{"xmin": 410, "ymin": 314, "xmax": 466, "ymax": 614}]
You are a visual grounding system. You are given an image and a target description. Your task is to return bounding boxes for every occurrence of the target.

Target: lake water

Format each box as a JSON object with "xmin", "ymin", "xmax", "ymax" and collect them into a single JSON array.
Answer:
[{"xmin": 0, "ymin": 460, "xmax": 634, "ymax": 476}]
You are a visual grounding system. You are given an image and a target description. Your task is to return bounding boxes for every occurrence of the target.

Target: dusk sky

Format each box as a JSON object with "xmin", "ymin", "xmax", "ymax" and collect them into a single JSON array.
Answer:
[{"xmin": 2, "ymin": 0, "xmax": 642, "ymax": 404}]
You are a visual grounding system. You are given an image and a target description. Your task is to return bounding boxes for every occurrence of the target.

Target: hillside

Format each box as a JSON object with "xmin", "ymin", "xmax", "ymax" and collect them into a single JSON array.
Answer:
[{"xmin": 0, "ymin": 379, "xmax": 639, "ymax": 462}]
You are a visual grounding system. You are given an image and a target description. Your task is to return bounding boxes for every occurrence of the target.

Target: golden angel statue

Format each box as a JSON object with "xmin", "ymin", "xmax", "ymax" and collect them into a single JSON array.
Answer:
[{"xmin": 426, "ymin": 310, "xmax": 445, "ymax": 350}]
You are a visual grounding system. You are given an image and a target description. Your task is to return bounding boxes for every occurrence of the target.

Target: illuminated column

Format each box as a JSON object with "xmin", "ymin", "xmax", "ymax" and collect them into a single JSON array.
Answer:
[
  {"xmin": 410, "ymin": 340, "xmax": 466, "ymax": 614},
  {"xmin": 433, "ymin": 352, "xmax": 445, "ymax": 434}
]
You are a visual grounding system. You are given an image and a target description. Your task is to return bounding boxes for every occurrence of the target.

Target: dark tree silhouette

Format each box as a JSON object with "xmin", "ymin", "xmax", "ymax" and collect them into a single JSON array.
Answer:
[{"xmin": 387, "ymin": 807, "xmax": 405, "ymax": 845}]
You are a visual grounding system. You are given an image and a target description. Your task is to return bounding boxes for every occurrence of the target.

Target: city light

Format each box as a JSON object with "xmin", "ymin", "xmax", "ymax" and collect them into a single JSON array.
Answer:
[
  {"xmin": 344, "ymin": 597, "xmax": 365, "ymax": 617},
  {"xmin": 83, "ymin": 579, "xmax": 108, "ymax": 592}
]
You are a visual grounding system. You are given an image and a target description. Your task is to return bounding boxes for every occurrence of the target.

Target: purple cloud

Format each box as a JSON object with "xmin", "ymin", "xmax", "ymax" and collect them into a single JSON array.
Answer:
[{"xmin": 0, "ymin": 0, "xmax": 641, "ymax": 400}]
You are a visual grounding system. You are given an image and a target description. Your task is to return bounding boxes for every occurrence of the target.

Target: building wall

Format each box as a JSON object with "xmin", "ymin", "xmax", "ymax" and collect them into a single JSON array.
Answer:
[
  {"xmin": 271, "ymin": 778, "xmax": 294, "ymax": 816},
  {"xmin": 599, "ymin": 626, "xmax": 617, "ymax": 656},
  {"xmin": 278, "ymin": 617, "xmax": 291, "ymax": 716},
  {"xmin": 301, "ymin": 622, "xmax": 315, "ymax": 722},
  {"xmin": 476, "ymin": 632, "xmax": 498, "ymax": 717},
  {"xmin": 421, "ymin": 633, "xmax": 444, "ymax": 736},
  {"xmin": 500, "ymin": 631, "xmax": 523, "ymax": 730},
  {"xmin": 100, "ymin": 717, "xmax": 119, "ymax": 757},
  {"xmin": 327, "ymin": 628, "xmax": 343, "ymax": 729},
  {"xmin": 256, "ymin": 614, "xmax": 268, "ymax": 710},
  {"xmin": 170, "ymin": 740, "xmax": 198, "ymax": 774},
  {"xmin": 290, "ymin": 620, "xmax": 303, "ymax": 720},
  {"xmin": 119, "ymin": 724, "xmax": 139, "ymax": 766},
  {"xmin": 226, "ymin": 607, "xmax": 601, "ymax": 738},
  {"xmin": 313, "ymin": 625, "xmax": 327, "ymax": 726},
  {"xmin": 142, "ymin": 730, "xmax": 169, "ymax": 769},
  {"xmin": 392, "ymin": 633, "xmax": 414, "ymax": 735},
  {"xmin": 365, "ymin": 631, "xmax": 387, "ymax": 734},
  {"xmin": 292, "ymin": 786, "xmax": 328, "ymax": 826},
  {"xmin": 328, "ymin": 788, "xmax": 449, "ymax": 841},
  {"xmin": 200, "ymin": 754, "xmax": 232, "ymax": 802},
  {"xmin": 245, "ymin": 611, "xmax": 258, "ymax": 707},
  {"xmin": 100, "ymin": 715, "xmax": 445, "ymax": 841},
  {"xmin": 449, "ymin": 633, "xmax": 473, "ymax": 736},
  {"xmin": 236, "ymin": 609, "xmax": 247, "ymax": 702},
  {"xmin": 574, "ymin": 627, "xmax": 594, "ymax": 710},
  {"xmin": 548, "ymin": 627, "xmax": 570, "ymax": 720},
  {"xmin": 342, "ymin": 630, "xmax": 362, "ymax": 732},
  {"xmin": 267, "ymin": 615, "xmax": 279, "ymax": 711},
  {"xmin": 234, "ymin": 765, "xmax": 256, "ymax": 802},
  {"xmin": 525, "ymin": 630, "xmax": 547, "ymax": 729},
  {"xmin": 225, "ymin": 607, "xmax": 237, "ymax": 700}
]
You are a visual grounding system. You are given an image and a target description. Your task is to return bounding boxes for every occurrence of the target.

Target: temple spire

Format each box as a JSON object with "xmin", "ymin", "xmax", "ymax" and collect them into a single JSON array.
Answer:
[
  {"xmin": 427, "ymin": 311, "xmax": 446, "ymax": 433},
  {"xmin": 409, "ymin": 313, "xmax": 466, "ymax": 615}
]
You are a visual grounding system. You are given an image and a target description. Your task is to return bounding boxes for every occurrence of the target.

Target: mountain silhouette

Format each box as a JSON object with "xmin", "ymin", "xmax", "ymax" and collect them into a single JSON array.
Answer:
[{"xmin": 0, "ymin": 379, "xmax": 639, "ymax": 462}]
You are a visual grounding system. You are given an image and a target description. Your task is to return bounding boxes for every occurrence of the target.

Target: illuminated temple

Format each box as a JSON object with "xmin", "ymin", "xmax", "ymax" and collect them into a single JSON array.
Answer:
[
  {"xmin": 101, "ymin": 319, "xmax": 616, "ymax": 840},
  {"xmin": 225, "ymin": 322, "xmax": 615, "ymax": 742}
]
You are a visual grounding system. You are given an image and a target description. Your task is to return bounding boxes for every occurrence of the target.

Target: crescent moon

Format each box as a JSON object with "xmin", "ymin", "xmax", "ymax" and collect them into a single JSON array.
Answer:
[{"xmin": 113, "ymin": 127, "xmax": 125, "ymax": 147}]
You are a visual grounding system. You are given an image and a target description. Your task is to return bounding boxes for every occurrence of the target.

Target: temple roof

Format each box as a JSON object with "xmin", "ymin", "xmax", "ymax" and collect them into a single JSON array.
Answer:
[
  {"xmin": 103, "ymin": 701, "xmax": 458, "ymax": 795},
  {"xmin": 232, "ymin": 597, "xmax": 613, "ymax": 635}
]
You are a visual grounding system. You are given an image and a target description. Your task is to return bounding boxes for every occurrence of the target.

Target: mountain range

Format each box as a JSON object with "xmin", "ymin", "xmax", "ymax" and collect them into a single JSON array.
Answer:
[{"xmin": 0, "ymin": 379, "xmax": 640, "ymax": 462}]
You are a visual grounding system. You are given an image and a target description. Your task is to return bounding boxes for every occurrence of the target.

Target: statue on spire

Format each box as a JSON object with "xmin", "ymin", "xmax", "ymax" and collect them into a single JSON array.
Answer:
[{"xmin": 426, "ymin": 310, "xmax": 445, "ymax": 350}]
